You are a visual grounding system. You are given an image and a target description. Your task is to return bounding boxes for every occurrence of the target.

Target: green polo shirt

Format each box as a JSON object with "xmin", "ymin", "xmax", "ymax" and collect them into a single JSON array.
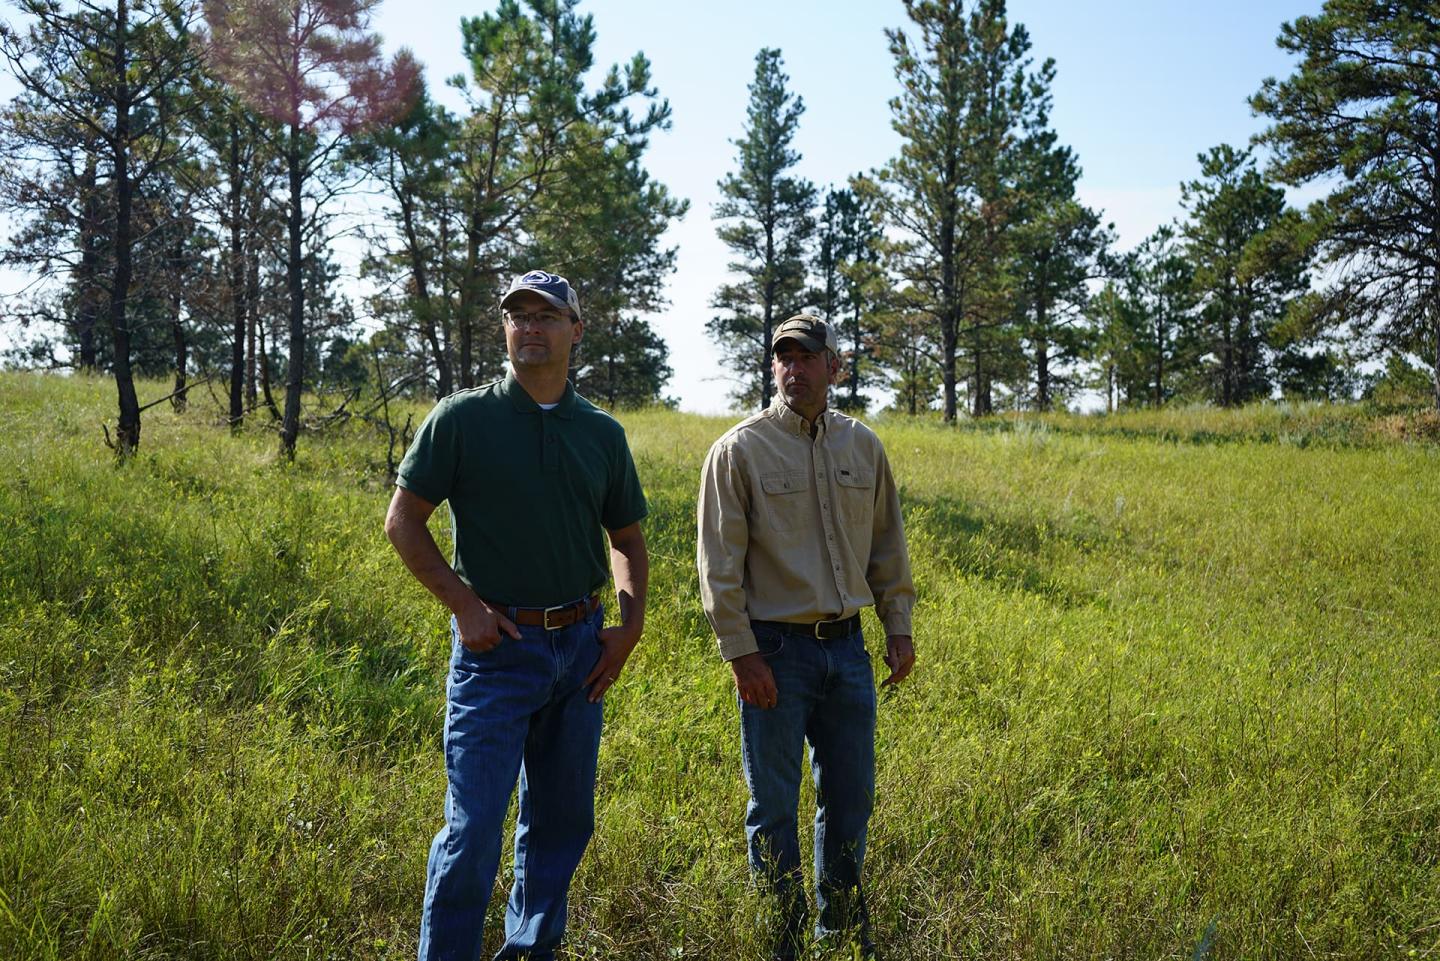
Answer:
[{"xmin": 396, "ymin": 371, "xmax": 647, "ymax": 608}]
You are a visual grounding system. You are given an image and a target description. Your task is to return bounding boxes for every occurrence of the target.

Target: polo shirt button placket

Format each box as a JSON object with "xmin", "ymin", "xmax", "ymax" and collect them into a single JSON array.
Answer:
[{"xmin": 543, "ymin": 424, "xmax": 559, "ymax": 472}]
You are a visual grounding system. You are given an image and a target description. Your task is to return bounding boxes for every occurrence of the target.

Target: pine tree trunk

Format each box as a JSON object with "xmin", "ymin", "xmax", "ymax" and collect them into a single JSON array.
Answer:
[
  {"xmin": 1432, "ymin": 299, "xmax": 1440, "ymax": 413},
  {"xmin": 170, "ymin": 238, "xmax": 187, "ymax": 413},
  {"xmin": 970, "ymin": 322, "xmax": 990, "ymax": 418},
  {"xmin": 847, "ymin": 302, "xmax": 861, "ymax": 408},
  {"xmin": 457, "ymin": 193, "xmax": 481, "ymax": 390},
  {"xmin": 258, "ymin": 314, "xmax": 280, "ymax": 420},
  {"xmin": 77, "ymin": 152, "xmax": 101, "ymax": 373},
  {"xmin": 1033, "ymin": 273, "xmax": 1051, "ymax": 412},
  {"xmin": 280, "ymin": 123, "xmax": 305, "ymax": 459},
  {"xmin": 1035, "ymin": 338, "xmax": 1050, "ymax": 411},
  {"xmin": 941, "ymin": 308, "xmax": 957, "ymax": 422},
  {"xmin": 108, "ymin": 0, "xmax": 140, "ymax": 456},
  {"xmin": 399, "ymin": 187, "xmax": 449, "ymax": 398},
  {"xmin": 245, "ymin": 244, "xmax": 259, "ymax": 409},
  {"xmin": 228, "ymin": 120, "xmax": 246, "ymax": 427},
  {"xmin": 1154, "ymin": 315, "xmax": 1165, "ymax": 407},
  {"xmin": 760, "ymin": 255, "xmax": 776, "ymax": 409},
  {"xmin": 1221, "ymin": 315, "xmax": 1235, "ymax": 407}
]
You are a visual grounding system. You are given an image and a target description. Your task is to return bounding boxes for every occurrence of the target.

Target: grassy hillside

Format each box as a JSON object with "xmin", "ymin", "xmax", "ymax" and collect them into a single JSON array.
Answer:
[{"xmin": 2, "ymin": 372, "xmax": 1438, "ymax": 960}]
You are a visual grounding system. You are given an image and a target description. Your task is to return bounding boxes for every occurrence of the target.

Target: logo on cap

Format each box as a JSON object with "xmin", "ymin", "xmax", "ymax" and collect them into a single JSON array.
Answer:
[
  {"xmin": 771, "ymin": 313, "xmax": 837, "ymax": 354},
  {"xmin": 501, "ymin": 269, "xmax": 582, "ymax": 322}
]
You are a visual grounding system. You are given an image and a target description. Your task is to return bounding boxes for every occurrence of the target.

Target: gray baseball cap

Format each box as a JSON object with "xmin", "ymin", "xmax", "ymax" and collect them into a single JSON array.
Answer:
[
  {"xmin": 500, "ymin": 270, "xmax": 582, "ymax": 322},
  {"xmin": 771, "ymin": 314, "xmax": 838, "ymax": 354}
]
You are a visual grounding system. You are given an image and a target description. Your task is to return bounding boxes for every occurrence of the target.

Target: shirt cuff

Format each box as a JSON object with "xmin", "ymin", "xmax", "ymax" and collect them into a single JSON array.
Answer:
[
  {"xmin": 717, "ymin": 629, "xmax": 759, "ymax": 661},
  {"xmin": 881, "ymin": 610, "xmax": 913, "ymax": 637}
]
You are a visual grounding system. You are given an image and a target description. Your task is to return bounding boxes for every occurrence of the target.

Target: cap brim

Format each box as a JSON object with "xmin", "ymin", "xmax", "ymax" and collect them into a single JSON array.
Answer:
[
  {"xmin": 772, "ymin": 334, "xmax": 826, "ymax": 354},
  {"xmin": 501, "ymin": 286, "xmax": 577, "ymax": 319}
]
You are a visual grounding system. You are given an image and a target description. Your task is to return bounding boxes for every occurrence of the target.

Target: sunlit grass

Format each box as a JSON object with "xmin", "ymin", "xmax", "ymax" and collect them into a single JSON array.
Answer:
[{"xmin": 2, "ymin": 372, "xmax": 1438, "ymax": 959}]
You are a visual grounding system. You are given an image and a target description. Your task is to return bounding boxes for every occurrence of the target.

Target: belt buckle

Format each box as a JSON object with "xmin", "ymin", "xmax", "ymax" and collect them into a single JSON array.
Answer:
[
  {"xmin": 542, "ymin": 603, "xmax": 569, "ymax": 631},
  {"xmin": 814, "ymin": 618, "xmax": 835, "ymax": 639}
]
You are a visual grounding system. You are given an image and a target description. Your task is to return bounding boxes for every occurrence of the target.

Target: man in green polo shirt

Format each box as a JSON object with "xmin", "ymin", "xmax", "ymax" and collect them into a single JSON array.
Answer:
[{"xmin": 384, "ymin": 270, "xmax": 649, "ymax": 961}]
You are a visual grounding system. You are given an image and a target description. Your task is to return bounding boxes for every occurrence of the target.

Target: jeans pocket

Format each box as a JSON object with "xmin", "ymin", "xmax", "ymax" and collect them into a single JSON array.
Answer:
[
  {"xmin": 754, "ymin": 625, "xmax": 785, "ymax": 659},
  {"xmin": 450, "ymin": 617, "xmax": 514, "ymax": 673}
]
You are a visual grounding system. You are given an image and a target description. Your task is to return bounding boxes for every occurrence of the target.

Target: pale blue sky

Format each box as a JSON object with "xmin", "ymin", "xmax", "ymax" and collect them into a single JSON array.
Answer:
[{"xmin": 374, "ymin": 0, "xmax": 1323, "ymax": 412}]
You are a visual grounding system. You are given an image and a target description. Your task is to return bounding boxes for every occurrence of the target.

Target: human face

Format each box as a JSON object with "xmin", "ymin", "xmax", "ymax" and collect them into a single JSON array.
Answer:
[
  {"xmin": 503, "ymin": 291, "xmax": 581, "ymax": 370},
  {"xmin": 772, "ymin": 340, "xmax": 838, "ymax": 419}
]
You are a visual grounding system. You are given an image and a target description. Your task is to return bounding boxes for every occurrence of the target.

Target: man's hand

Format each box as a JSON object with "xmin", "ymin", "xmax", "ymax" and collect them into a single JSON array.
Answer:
[
  {"xmin": 731, "ymin": 652, "xmax": 778, "ymax": 709},
  {"xmin": 455, "ymin": 596, "xmax": 520, "ymax": 653},
  {"xmin": 882, "ymin": 634, "xmax": 916, "ymax": 687},
  {"xmin": 586, "ymin": 624, "xmax": 640, "ymax": 703}
]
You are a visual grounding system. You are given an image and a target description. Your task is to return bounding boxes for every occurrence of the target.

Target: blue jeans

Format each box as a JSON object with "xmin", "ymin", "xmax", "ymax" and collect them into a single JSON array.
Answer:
[
  {"xmin": 739, "ymin": 620, "xmax": 877, "ymax": 953},
  {"xmin": 418, "ymin": 605, "xmax": 605, "ymax": 961}
]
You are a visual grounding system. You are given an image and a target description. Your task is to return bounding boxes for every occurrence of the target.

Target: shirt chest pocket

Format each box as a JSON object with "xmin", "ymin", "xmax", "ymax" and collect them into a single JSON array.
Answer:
[
  {"xmin": 759, "ymin": 470, "xmax": 810, "ymax": 532},
  {"xmin": 833, "ymin": 465, "xmax": 875, "ymax": 524}
]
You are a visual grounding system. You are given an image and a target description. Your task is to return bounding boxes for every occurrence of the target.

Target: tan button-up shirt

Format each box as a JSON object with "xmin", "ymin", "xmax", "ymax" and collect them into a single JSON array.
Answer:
[{"xmin": 697, "ymin": 399, "xmax": 915, "ymax": 661}]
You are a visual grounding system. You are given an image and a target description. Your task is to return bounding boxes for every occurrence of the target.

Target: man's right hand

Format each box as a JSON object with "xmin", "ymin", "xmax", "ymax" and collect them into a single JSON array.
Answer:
[
  {"xmin": 730, "ymin": 652, "xmax": 778, "ymax": 709},
  {"xmin": 455, "ymin": 597, "xmax": 520, "ymax": 652}
]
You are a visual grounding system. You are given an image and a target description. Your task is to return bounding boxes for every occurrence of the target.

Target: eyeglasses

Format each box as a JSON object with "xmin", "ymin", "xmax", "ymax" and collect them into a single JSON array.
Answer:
[{"xmin": 504, "ymin": 309, "xmax": 572, "ymax": 330}]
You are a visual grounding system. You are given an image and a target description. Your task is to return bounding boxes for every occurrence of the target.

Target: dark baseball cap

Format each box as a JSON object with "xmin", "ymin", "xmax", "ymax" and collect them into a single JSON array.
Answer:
[
  {"xmin": 500, "ymin": 270, "xmax": 582, "ymax": 322},
  {"xmin": 771, "ymin": 313, "xmax": 838, "ymax": 354}
]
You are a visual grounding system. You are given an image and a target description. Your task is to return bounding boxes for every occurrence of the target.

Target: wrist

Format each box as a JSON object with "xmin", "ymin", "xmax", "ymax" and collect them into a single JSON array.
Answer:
[
  {"xmin": 448, "ymin": 589, "xmax": 484, "ymax": 618},
  {"xmin": 607, "ymin": 620, "xmax": 642, "ymax": 645}
]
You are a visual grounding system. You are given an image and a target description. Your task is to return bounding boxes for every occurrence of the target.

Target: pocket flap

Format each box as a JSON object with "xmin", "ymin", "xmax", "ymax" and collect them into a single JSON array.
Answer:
[
  {"xmin": 835, "ymin": 466, "xmax": 874, "ymax": 489},
  {"xmin": 761, "ymin": 470, "xmax": 808, "ymax": 494}
]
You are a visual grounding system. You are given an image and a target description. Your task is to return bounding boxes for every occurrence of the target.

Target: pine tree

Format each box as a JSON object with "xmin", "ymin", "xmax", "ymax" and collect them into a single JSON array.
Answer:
[
  {"xmin": 352, "ymin": 84, "xmax": 459, "ymax": 398},
  {"xmin": 1008, "ymin": 127, "xmax": 1111, "ymax": 410},
  {"xmin": 449, "ymin": 0, "xmax": 670, "ymax": 389},
  {"xmin": 204, "ymin": 0, "xmax": 420, "ymax": 459},
  {"xmin": 710, "ymin": 47, "xmax": 816, "ymax": 410},
  {"xmin": 1125, "ymin": 226, "xmax": 1197, "ymax": 406},
  {"xmin": 1251, "ymin": 0, "xmax": 1440, "ymax": 409},
  {"xmin": 811, "ymin": 184, "xmax": 885, "ymax": 412},
  {"xmin": 879, "ymin": 0, "xmax": 1054, "ymax": 420},
  {"xmin": 525, "ymin": 132, "xmax": 686, "ymax": 408},
  {"xmin": 1179, "ymin": 144, "xmax": 1307, "ymax": 406},
  {"xmin": 0, "ymin": 0, "xmax": 201, "ymax": 455}
]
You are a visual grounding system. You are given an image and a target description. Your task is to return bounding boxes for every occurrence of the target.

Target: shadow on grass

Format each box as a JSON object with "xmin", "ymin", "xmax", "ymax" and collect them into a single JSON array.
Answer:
[{"xmin": 905, "ymin": 492, "xmax": 1111, "ymax": 609}]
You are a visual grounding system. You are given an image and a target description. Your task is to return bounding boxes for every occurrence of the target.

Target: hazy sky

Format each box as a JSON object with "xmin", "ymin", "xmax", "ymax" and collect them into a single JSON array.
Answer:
[
  {"xmin": 367, "ymin": 0, "xmax": 1324, "ymax": 413},
  {"xmin": 0, "ymin": 1, "xmax": 1326, "ymax": 411}
]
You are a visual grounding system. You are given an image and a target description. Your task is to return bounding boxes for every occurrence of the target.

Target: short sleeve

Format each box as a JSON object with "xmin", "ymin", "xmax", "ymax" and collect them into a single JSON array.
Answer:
[
  {"xmin": 602, "ymin": 426, "xmax": 647, "ymax": 530},
  {"xmin": 395, "ymin": 398, "xmax": 460, "ymax": 505}
]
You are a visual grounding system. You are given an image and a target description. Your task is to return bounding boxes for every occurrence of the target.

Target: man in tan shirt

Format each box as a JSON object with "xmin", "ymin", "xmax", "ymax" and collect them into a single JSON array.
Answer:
[{"xmin": 697, "ymin": 314, "xmax": 916, "ymax": 960}]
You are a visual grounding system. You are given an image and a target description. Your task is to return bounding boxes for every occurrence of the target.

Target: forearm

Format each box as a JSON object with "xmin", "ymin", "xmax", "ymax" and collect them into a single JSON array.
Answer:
[
  {"xmin": 386, "ymin": 517, "xmax": 475, "ymax": 615},
  {"xmin": 697, "ymin": 445, "xmax": 756, "ymax": 660},
  {"xmin": 869, "ymin": 450, "xmax": 915, "ymax": 635},
  {"xmin": 608, "ymin": 525, "xmax": 648, "ymax": 638}
]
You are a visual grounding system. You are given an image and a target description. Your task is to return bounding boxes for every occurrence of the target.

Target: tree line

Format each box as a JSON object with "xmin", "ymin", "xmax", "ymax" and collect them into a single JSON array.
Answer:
[
  {"xmin": 0, "ymin": 0, "xmax": 683, "ymax": 458},
  {"xmin": 1, "ymin": 0, "xmax": 1437, "ymax": 461},
  {"xmin": 709, "ymin": 0, "xmax": 1440, "ymax": 418}
]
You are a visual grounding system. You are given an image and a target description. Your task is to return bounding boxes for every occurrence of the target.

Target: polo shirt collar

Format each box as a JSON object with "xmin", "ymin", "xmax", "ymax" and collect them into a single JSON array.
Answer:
[
  {"xmin": 773, "ymin": 397, "xmax": 828, "ymax": 436},
  {"xmin": 503, "ymin": 369, "xmax": 577, "ymax": 419}
]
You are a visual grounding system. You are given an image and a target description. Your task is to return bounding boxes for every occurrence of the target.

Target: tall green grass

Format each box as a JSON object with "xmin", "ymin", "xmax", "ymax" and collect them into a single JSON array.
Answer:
[{"xmin": 2, "ymin": 371, "xmax": 1438, "ymax": 959}]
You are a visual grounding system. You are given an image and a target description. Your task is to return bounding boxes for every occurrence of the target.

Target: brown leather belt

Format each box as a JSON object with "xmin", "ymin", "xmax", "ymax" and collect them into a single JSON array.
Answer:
[{"xmin": 495, "ymin": 593, "xmax": 602, "ymax": 631}]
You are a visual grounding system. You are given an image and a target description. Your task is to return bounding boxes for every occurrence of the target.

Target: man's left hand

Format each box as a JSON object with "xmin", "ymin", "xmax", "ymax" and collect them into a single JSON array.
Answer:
[
  {"xmin": 882, "ymin": 634, "xmax": 916, "ymax": 687},
  {"xmin": 586, "ymin": 625, "xmax": 641, "ymax": 703}
]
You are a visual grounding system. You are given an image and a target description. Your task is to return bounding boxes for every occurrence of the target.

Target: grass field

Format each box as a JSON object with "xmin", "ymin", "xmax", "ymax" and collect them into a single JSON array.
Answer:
[{"xmin": 2, "ymin": 371, "xmax": 1439, "ymax": 960}]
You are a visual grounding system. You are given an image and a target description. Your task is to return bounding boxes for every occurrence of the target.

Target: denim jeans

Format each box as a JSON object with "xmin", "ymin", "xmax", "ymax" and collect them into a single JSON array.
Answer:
[
  {"xmin": 417, "ymin": 604, "xmax": 605, "ymax": 961},
  {"xmin": 739, "ymin": 620, "xmax": 877, "ymax": 955}
]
